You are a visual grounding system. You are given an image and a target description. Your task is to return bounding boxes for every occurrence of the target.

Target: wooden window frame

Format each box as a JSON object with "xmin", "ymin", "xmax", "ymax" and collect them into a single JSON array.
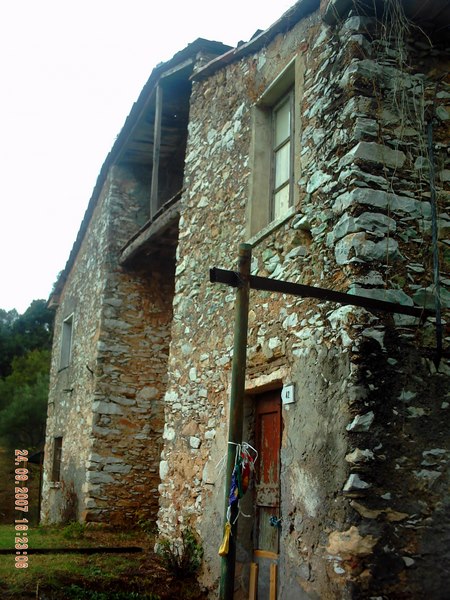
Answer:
[
  {"xmin": 270, "ymin": 90, "xmax": 295, "ymax": 222},
  {"xmin": 59, "ymin": 314, "xmax": 73, "ymax": 369},
  {"xmin": 247, "ymin": 56, "xmax": 300, "ymax": 240}
]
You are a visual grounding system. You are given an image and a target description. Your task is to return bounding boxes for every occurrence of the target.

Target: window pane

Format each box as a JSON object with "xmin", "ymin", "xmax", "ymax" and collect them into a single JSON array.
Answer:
[
  {"xmin": 274, "ymin": 142, "xmax": 290, "ymax": 188},
  {"xmin": 274, "ymin": 99, "xmax": 290, "ymax": 146},
  {"xmin": 273, "ymin": 185, "xmax": 290, "ymax": 220}
]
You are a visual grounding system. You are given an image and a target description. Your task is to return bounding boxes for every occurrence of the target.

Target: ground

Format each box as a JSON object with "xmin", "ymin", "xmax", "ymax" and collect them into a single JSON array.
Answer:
[
  {"xmin": 0, "ymin": 523, "xmax": 208, "ymax": 599},
  {"xmin": 1, "ymin": 446, "xmax": 207, "ymax": 599}
]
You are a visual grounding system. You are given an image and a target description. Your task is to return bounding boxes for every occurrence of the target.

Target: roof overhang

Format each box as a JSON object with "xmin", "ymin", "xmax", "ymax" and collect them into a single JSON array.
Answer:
[
  {"xmin": 193, "ymin": 0, "xmax": 320, "ymax": 82},
  {"xmin": 48, "ymin": 39, "xmax": 231, "ymax": 307}
]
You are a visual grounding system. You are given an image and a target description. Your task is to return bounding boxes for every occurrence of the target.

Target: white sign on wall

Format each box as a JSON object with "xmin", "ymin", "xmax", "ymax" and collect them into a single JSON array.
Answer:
[{"xmin": 281, "ymin": 383, "xmax": 295, "ymax": 405}]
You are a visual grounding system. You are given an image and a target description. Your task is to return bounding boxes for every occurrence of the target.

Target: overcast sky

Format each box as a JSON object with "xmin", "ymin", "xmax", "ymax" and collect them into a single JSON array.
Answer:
[{"xmin": 0, "ymin": 0, "xmax": 296, "ymax": 314}]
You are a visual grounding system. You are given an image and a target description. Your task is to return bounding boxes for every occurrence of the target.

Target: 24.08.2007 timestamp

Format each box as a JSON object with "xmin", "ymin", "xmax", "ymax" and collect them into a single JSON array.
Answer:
[{"xmin": 14, "ymin": 449, "xmax": 29, "ymax": 569}]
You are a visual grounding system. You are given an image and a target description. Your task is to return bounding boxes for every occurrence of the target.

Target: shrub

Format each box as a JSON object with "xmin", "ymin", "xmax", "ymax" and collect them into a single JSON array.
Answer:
[
  {"xmin": 62, "ymin": 521, "xmax": 86, "ymax": 540},
  {"xmin": 137, "ymin": 516, "xmax": 157, "ymax": 537},
  {"xmin": 157, "ymin": 527, "xmax": 203, "ymax": 577}
]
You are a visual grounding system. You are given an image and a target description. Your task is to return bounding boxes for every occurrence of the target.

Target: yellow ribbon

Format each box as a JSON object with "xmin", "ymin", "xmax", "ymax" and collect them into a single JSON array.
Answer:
[{"xmin": 218, "ymin": 522, "xmax": 232, "ymax": 556}]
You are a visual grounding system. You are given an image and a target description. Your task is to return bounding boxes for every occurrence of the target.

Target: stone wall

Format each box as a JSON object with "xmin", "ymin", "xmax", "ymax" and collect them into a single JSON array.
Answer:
[
  {"xmin": 43, "ymin": 165, "xmax": 171, "ymax": 525},
  {"xmin": 158, "ymin": 5, "xmax": 449, "ymax": 599},
  {"xmin": 42, "ymin": 172, "xmax": 112, "ymax": 523}
]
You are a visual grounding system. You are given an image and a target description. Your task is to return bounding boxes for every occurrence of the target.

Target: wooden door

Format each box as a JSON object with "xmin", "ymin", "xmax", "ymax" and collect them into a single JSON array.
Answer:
[
  {"xmin": 255, "ymin": 390, "xmax": 282, "ymax": 553},
  {"xmin": 252, "ymin": 390, "xmax": 282, "ymax": 599}
]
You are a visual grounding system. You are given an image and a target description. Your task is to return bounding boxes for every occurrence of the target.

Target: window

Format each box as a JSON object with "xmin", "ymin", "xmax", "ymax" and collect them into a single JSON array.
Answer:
[
  {"xmin": 247, "ymin": 57, "xmax": 300, "ymax": 239},
  {"xmin": 60, "ymin": 314, "xmax": 73, "ymax": 369},
  {"xmin": 272, "ymin": 92, "xmax": 294, "ymax": 221},
  {"xmin": 52, "ymin": 437, "xmax": 63, "ymax": 482}
]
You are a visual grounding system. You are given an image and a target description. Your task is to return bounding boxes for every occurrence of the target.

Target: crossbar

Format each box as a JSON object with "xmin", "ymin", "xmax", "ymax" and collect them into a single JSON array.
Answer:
[{"xmin": 209, "ymin": 267, "xmax": 432, "ymax": 320}]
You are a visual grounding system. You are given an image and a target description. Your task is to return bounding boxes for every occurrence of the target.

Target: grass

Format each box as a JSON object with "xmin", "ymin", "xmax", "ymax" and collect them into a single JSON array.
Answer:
[
  {"xmin": 0, "ymin": 524, "xmax": 144, "ymax": 597},
  {"xmin": 0, "ymin": 448, "xmax": 206, "ymax": 599},
  {"xmin": 0, "ymin": 524, "xmax": 208, "ymax": 599}
]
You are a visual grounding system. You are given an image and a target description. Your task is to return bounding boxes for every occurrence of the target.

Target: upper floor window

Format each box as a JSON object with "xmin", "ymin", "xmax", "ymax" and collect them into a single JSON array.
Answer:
[
  {"xmin": 59, "ymin": 314, "xmax": 73, "ymax": 369},
  {"xmin": 247, "ymin": 56, "xmax": 300, "ymax": 239},
  {"xmin": 272, "ymin": 91, "xmax": 294, "ymax": 221}
]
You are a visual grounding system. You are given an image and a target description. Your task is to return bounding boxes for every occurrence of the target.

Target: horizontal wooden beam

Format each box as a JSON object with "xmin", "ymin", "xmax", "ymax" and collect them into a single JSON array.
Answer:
[
  {"xmin": 209, "ymin": 267, "xmax": 432, "ymax": 319},
  {"xmin": 120, "ymin": 195, "xmax": 181, "ymax": 266},
  {"xmin": 253, "ymin": 549, "xmax": 279, "ymax": 560}
]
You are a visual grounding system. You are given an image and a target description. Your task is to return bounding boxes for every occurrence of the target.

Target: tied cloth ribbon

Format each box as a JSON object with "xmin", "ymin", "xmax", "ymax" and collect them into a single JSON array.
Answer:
[{"xmin": 218, "ymin": 443, "xmax": 257, "ymax": 557}]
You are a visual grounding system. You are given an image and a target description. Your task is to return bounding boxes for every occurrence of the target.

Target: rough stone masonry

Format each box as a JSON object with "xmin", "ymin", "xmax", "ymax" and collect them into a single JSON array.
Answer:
[
  {"xmin": 41, "ymin": 1, "xmax": 449, "ymax": 598},
  {"xmin": 157, "ymin": 3, "xmax": 449, "ymax": 599}
]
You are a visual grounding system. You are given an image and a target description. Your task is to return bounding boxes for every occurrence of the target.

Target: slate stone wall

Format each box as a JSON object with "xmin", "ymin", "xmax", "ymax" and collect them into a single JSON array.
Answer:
[
  {"xmin": 42, "ymin": 173, "xmax": 111, "ymax": 524},
  {"xmin": 42, "ymin": 165, "xmax": 170, "ymax": 526},
  {"xmin": 84, "ymin": 166, "xmax": 172, "ymax": 525},
  {"xmin": 158, "ymin": 6, "xmax": 449, "ymax": 599}
]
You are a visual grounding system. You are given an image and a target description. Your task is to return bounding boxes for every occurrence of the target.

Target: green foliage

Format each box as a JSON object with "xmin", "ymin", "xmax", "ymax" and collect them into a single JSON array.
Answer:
[
  {"xmin": 12, "ymin": 299, "xmax": 53, "ymax": 350},
  {"xmin": 0, "ymin": 307, "xmax": 19, "ymax": 327},
  {"xmin": 0, "ymin": 524, "xmax": 205, "ymax": 599},
  {"xmin": 0, "ymin": 299, "xmax": 53, "ymax": 451},
  {"xmin": 0, "ymin": 299, "xmax": 53, "ymax": 378},
  {"xmin": 0, "ymin": 349, "xmax": 50, "ymax": 449},
  {"xmin": 63, "ymin": 521, "xmax": 86, "ymax": 540},
  {"xmin": 0, "ymin": 308, "xmax": 19, "ymax": 379},
  {"xmin": 0, "ymin": 348, "xmax": 51, "ymax": 408},
  {"xmin": 157, "ymin": 527, "xmax": 203, "ymax": 577},
  {"xmin": 137, "ymin": 516, "xmax": 157, "ymax": 537}
]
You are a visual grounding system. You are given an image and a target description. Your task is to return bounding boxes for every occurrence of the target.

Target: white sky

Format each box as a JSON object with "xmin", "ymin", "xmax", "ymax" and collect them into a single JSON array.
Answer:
[{"xmin": 0, "ymin": 0, "xmax": 296, "ymax": 314}]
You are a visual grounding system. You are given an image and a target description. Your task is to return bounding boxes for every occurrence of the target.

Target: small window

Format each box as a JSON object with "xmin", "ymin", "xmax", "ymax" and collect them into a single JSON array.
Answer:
[
  {"xmin": 52, "ymin": 437, "xmax": 63, "ymax": 482},
  {"xmin": 247, "ymin": 57, "xmax": 298, "ymax": 238},
  {"xmin": 60, "ymin": 314, "xmax": 73, "ymax": 369}
]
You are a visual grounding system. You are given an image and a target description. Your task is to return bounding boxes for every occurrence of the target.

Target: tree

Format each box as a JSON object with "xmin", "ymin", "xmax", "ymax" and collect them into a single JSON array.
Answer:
[
  {"xmin": 0, "ymin": 349, "xmax": 51, "ymax": 449},
  {"xmin": 12, "ymin": 300, "xmax": 53, "ymax": 351},
  {"xmin": 0, "ymin": 308, "xmax": 19, "ymax": 378},
  {"xmin": 0, "ymin": 308, "xmax": 19, "ymax": 327},
  {"xmin": 0, "ymin": 300, "xmax": 53, "ymax": 378},
  {"xmin": 0, "ymin": 299, "xmax": 54, "ymax": 450}
]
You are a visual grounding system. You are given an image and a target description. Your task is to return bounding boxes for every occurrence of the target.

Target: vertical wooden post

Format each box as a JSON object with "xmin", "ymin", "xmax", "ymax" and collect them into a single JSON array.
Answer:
[
  {"xmin": 248, "ymin": 563, "xmax": 258, "ymax": 600},
  {"xmin": 219, "ymin": 243, "xmax": 252, "ymax": 600},
  {"xmin": 150, "ymin": 83, "xmax": 163, "ymax": 219},
  {"xmin": 269, "ymin": 562, "xmax": 277, "ymax": 600}
]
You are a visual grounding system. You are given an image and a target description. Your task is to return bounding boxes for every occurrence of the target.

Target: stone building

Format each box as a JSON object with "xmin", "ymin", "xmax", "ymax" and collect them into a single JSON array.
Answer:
[
  {"xmin": 41, "ymin": 38, "xmax": 231, "ymax": 525},
  {"xmin": 42, "ymin": 0, "xmax": 450, "ymax": 598}
]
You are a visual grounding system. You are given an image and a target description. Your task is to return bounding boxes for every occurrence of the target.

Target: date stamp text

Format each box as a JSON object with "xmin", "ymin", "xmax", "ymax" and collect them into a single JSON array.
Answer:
[{"xmin": 14, "ymin": 449, "xmax": 29, "ymax": 569}]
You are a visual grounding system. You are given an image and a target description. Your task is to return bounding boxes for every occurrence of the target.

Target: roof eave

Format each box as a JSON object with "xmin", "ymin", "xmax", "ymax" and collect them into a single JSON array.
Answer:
[
  {"xmin": 48, "ymin": 39, "xmax": 231, "ymax": 306},
  {"xmin": 193, "ymin": 0, "xmax": 320, "ymax": 82}
]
